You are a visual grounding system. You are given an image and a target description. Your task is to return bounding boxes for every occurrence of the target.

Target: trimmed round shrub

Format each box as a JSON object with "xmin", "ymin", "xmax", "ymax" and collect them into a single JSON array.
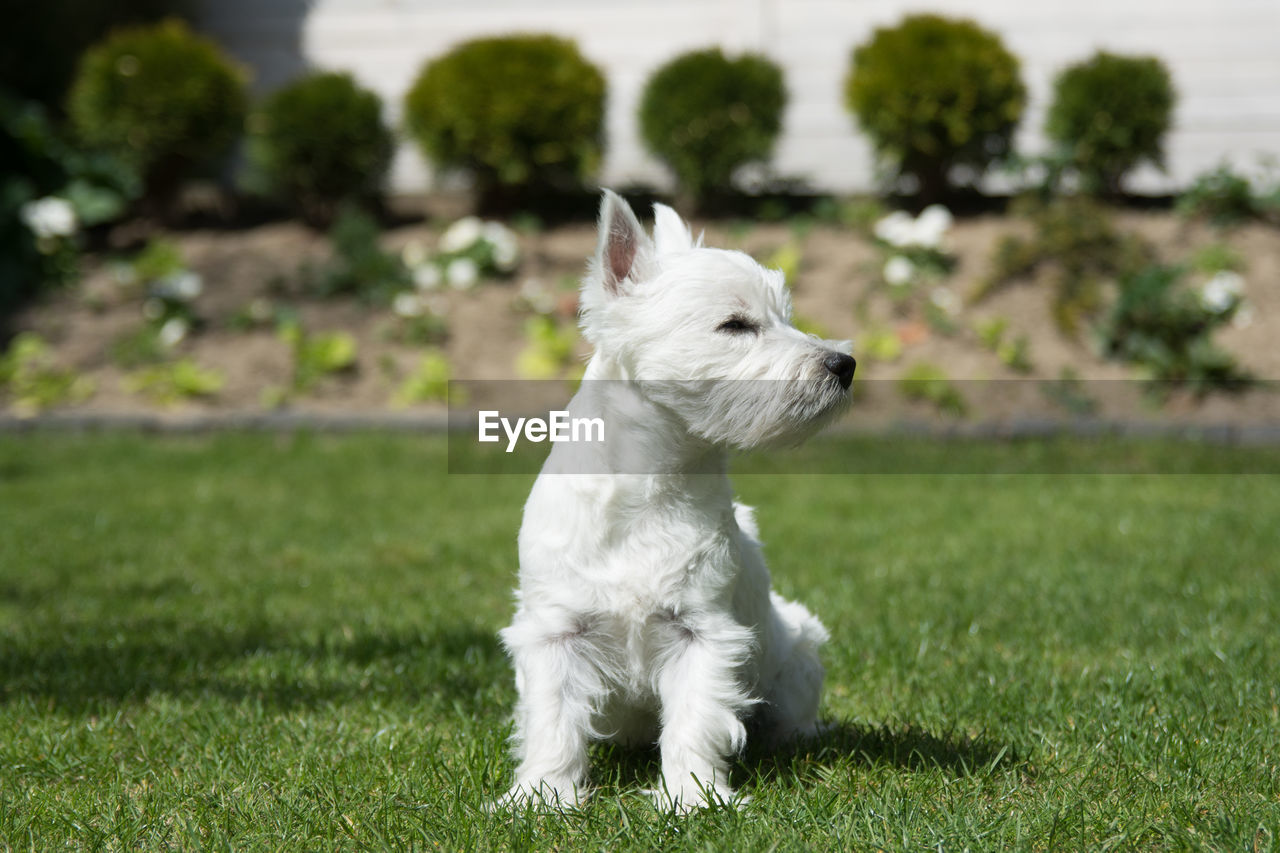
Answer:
[
  {"xmin": 66, "ymin": 19, "xmax": 248, "ymax": 210},
  {"xmin": 403, "ymin": 35, "xmax": 605, "ymax": 198},
  {"xmin": 844, "ymin": 14, "xmax": 1026, "ymax": 203},
  {"xmin": 247, "ymin": 71, "xmax": 393, "ymax": 225},
  {"xmin": 638, "ymin": 48, "xmax": 786, "ymax": 206},
  {"xmin": 1045, "ymin": 51, "xmax": 1175, "ymax": 195}
]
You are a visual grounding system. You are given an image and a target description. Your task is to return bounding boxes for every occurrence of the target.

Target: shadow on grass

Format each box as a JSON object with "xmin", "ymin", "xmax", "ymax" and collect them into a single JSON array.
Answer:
[
  {"xmin": 586, "ymin": 718, "xmax": 1029, "ymax": 797},
  {"xmin": 745, "ymin": 719, "xmax": 1030, "ymax": 782},
  {"xmin": 0, "ymin": 620, "xmax": 507, "ymax": 714}
]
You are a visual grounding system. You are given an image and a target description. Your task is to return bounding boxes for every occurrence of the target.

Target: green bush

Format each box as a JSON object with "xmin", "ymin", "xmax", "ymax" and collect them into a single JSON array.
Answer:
[
  {"xmin": 638, "ymin": 48, "xmax": 786, "ymax": 206},
  {"xmin": 1045, "ymin": 51, "xmax": 1175, "ymax": 196},
  {"xmin": 309, "ymin": 205, "xmax": 411, "ymax": 302},
  {"xmin": 0, "ymin": 332, "xmax": 95, "ymax": 416},
  {"xmin": 1098, "ymin": 264, "xmax": 1247, "ymax": 393},
  {"xmin": 2, "ymin": 95, "xmax": 139, "ymax": 319},
  {"xmin": 1176, "ymin": 163, "xmax": 1266, "ymax": 227},
  {"xmin": 246, "ymin": 71, "xmax": 393, "ymax": 225},
  {"xmin": 978, "ymin": 196, "xmax": 1152, "ymax": 334},
  {"xmin": 66, "ymin": 19, "xmax": 248, "ymax": 212},
  {"xmin": 844, "ymin": 14, "xmax": 1026, "ymax": 203},
  {"xmin": 403, "ymin": 35, "xmax": 606, "ymax": 200}
]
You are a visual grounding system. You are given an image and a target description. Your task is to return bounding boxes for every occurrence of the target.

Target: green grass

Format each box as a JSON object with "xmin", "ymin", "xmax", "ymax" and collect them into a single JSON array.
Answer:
[{"xmin": 1, "ymin": 432, "xmax": 1278, "ymax": 850}]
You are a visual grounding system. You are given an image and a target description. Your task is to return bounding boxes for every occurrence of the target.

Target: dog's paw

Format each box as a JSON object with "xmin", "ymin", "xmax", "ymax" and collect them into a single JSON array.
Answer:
[
  {"xmin": 486, "ymin": 780, "xmax": 589, "ymax": 813},
  {"xmin": 641, "ymin": 783, "xmax": 748, "ymax": 815}
]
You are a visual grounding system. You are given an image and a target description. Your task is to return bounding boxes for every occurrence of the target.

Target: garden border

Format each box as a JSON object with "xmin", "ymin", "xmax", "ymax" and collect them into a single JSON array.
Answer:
[{"xmin": 4, "ymin": 411, "xmax": 1280, "ymax": 445}]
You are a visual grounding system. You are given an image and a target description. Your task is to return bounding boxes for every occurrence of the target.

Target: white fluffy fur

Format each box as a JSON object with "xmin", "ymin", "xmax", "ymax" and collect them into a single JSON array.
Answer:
[{"xmin": 496, "ymin": 191, "xmax": 854, "ymax": 812}]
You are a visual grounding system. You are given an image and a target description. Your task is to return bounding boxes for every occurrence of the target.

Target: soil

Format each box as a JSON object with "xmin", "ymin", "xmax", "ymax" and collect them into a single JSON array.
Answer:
[{"xmin": 7, "ymin": 202, "xmax": 1280, "ymax": 429}]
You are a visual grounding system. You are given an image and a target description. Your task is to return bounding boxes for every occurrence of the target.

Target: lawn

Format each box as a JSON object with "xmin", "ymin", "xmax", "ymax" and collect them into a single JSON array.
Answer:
[{"xmin": 1, "ymin": 432, "xmax": 1277, "ymax": 850}]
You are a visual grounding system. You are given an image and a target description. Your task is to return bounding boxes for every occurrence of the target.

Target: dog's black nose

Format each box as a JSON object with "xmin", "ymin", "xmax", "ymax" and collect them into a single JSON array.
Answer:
[{"xmin": 824, "ymin": 352, "xmax": 856, "ymax": 390}]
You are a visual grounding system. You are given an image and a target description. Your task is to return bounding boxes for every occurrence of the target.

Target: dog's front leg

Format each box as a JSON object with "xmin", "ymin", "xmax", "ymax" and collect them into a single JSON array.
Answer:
[
  {"xmin": 498, "ymin": 621, "xmax": 607, "ymax": 809},
  {"xmin": 652, "ymin": 616, "xmax": 755, "ymax": 812}
]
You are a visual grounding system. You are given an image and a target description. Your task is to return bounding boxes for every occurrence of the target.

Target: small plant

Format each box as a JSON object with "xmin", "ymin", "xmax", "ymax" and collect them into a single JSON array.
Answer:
[
  {"xmin": 1190, "ymin": 243, "xmax": 1244, "ymax": 275},
  {"xmin": 109, "ymin": 238, "xmax": 203, "ymax": 365},
  {"xmin": 123, "ymin": 358, "xmax": 225, "ymax": 404},
  {"xmin": 515, "ymin": 316, "xmax": 578, "ymax": 380},
  {"xmin": 1045, "ymin": 51, "xmax": 1175, "ymax": 196},
  {"xmin": 228, "ymin": 297, "xmax": 277, "ymax": 332},
  {"xmin": 404, "ymin": 35, "xmax": 605, "ymax": 202},
  {"xmin": 923, "ymin": 287, "xmax": 962, "ymax": 336},
  {"xmin": 1176, "ymin": 164, "xmax": 1265, "ymax": 227},
  {"xmin": 844, "ymin": 14, "xmax": 1026, "ymax": 202},
  {"xmin": 389, "ymin": 291, "xmax": 449, "ymax": 346},
  {"xmin": 245, "ymin": 71, "xmax": 393, "ymax": 225},
  {"xmin": 278, "ymin": 319, "xmax": 358, "ymax": 395},
  {"xmin": 979, "ymin": 196, "xmax": 1151, "ymax": 334},
  {"xmin": 391, "ymin": 350, "xmax": 451, "ymax": 407},
  {"xmin": 2, "ymin": 95, "xmax": 139, "ymax": 316},
  {"xmin": 310, "ymin": 206, "xmax": 411, "ymax": 302},
  {"xmin": 638, "ymin": 48, "xmax": 786, "ymax": 207},
  {"xmin": 1040, "ymin": 366, "xmax": 1098, "ymax": 416},
  {"xmin": 975, "ymin": 316, "xmax": 1033, "ymax": 373},
  {"xmin": 898, "ymin": 361, "xmax": 967, "ymax": 417},
  {"xmin": 66, "ymin": 19, "xmax": 247, "ymax": 213},
  {"xmin": 857, "ymin": 327, "xmax": 904, "ymax": 363},
  {"xmin": 0, "ymin": 332, "xmax": 95, "ymax": 416},
  {"xmin": 1097, "ymin": 263, "xmax": 1248, "ymax": 394}
]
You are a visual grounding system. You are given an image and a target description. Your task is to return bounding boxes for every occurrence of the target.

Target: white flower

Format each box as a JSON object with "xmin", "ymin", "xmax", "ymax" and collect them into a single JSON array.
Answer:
[
  {"xmin": 439, "ymin": 216, "xmax": 483, "ymax": 253},
  {"xmin": 929, "ymin": 286, "xmax": 961, "ymax": 315},
  {"xmin": 482, "ymin": 221, "xmax": 514, "ymax": 245},
  {"xmin": 393, "ymin": 291, "xmax": 426, "ymax": 318},
  {"xmin": 152, "ymin": 271, "xmax": 202, "ymax": 302},
  {"xmin": 158, "ymin": 317, "xmax": 189, "ymax": 348},
  {"xmin": 170, "ymin": 271, "xmax": 203, "ymax": 301},
  {"xmin": 413, "ymin": 263, "xmax": 443, "ymax": 291},
  {"xmin": 874, "ymin": 206, "xmax": 953, "ymax": 249},
  {"xmin": 1200, "ymin": 271, "xmax": 1244, "ymax": 314},
  {"xmin": 401, "ymin": 240, "xmax": 427, "ymax": 268},
  {"xmin": 446, "ymin": 257, "xmax": 479, "ymax": 290},
  {"xmin": 21, "ymin": 196, "xmax": 78, "ymax": 240},
  {"xmin": 912, "ymin": 205, "xmax": 953, "ymax": 249},
  {"xmin": 487, "ymin": 228, "xmax": 520, "ymax": 272},
  {"xmin": 883, "ymin": 255, "xmax": 915, "ymax": 286},
  {"xmin": 873, "ymin": 211, "xmax": 916, "ymax": 247}
]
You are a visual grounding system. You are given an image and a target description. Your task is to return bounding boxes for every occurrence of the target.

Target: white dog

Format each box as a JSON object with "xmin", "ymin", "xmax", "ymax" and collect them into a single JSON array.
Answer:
[{"xmin": 497, "ymin": 191, "xmax": 855, "ymax": 811}]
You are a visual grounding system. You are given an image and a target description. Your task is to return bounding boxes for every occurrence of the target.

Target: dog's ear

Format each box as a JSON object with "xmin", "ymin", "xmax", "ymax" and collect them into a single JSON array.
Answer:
[
  {"xmin": 652, "ymin": 203, "xmax": 695, "ymax": 255},
  {"xmin": 596, "ymin": 190, "xmax": 653, "ymax": 296}
]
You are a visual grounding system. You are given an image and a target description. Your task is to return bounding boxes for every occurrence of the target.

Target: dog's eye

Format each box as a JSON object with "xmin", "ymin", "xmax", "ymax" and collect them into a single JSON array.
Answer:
[{"xmin": 717, "ymin": 317, "xmax": 758, "ymax": 335}]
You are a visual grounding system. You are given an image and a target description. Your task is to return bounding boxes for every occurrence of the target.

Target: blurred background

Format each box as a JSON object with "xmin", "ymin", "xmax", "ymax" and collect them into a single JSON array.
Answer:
[
  {"xmin": 189, "ymin": 0, "xmax": 1280, "ymax": 196},
  {"xmin": 3, "ymin": 0, "xmax": 1278, "ymax": 426}
]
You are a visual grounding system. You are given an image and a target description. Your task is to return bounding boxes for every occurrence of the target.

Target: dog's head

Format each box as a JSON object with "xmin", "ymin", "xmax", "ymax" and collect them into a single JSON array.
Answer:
[{"xmin": 579, "ymin": 191, "xmax": 855, "ymax": 448}]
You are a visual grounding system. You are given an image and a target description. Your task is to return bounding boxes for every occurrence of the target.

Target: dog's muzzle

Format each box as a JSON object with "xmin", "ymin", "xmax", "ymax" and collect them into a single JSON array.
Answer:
[{"xmin": 823, "ymin": 352, "xmax": 856, "ymax": 390}]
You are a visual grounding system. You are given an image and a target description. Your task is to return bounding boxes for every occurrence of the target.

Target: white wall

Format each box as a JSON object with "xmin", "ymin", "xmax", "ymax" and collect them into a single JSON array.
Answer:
[{"xmin": 198, "ymin": 0, "xmax": 1280, "ymax": 194}]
